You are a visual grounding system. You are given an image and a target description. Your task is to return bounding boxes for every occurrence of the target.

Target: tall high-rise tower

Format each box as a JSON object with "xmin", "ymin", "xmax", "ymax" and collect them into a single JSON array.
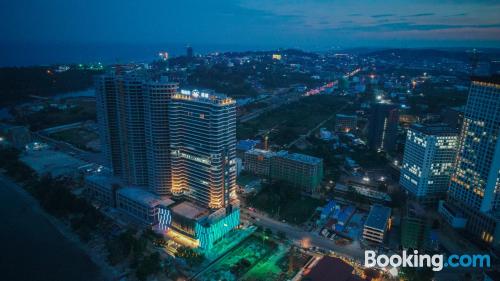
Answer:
[
  {"xmin": 439, "ymin": 76, "xmax": 500, "ymax": 247},
  {"xmin": 96, "ymin": 73, "xmax": 236, "ymax": 210},
  {"xmin": 368, "ymin": 102, "xmax": 399, "ymax": 152},
  {"xmin": 169, "ymin": 89, "xmax": 236, "ymax": 209},
  {"xmin": 96, "ymin": 73, "xmax": 148, "ymax": 186},
  {"xmin": 144, "ymin": 78, "xmax": 178, "ymax": 195},
  {"xmin": 400, "ymin": 123, "xmax": 458, "ymax": 206}
]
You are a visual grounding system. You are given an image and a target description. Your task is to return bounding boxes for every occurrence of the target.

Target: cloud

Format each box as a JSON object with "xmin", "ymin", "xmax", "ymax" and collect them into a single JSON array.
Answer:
[
  {"xmin": 447, "ymin": 13, "xmax": 467, "ymax": 17},
  {"xmin": 405, "ymin": 13, "xmax": 435, "ymax": 17},
  {"xmin": 352, "ymin": 22, "xmax": 500, "ymax": 32},
  {"xmin": 371, "ymin": 14, "xmax": 395, "ymax": 18}
]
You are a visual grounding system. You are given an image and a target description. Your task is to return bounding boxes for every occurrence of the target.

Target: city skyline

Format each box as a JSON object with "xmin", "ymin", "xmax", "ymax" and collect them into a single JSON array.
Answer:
[{"xmin": 1, "ymin": 2, "xmax": 500, "ymax": 278}]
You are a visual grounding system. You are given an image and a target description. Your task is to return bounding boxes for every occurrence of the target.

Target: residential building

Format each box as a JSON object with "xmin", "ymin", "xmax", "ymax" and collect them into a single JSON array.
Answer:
[
  {"xmin": 96, "ymin": 73, "xmax": 149, "ymax": 187},
  {"xmin": 97, "ymin": 74, "xmax": 237, "ymax": 210},
  {"xmin": 363, "ymin": 204, "xmax": 391, "ymax": 244},
  {"xmin": 144, "ymin": 78, "xmax": 178, "ymax": 195},
  {"xmin": 439, "ymin": 76, "xmax": 500, "ymax": 248},
  {"xmin": 243, "ymin": 149, "xmax": 275, "ymax": 177},
  {"xmin": 169, "ymin": 89, "xmax": 237, "ymax": 209},
  {"xmin": 401, "ymin": 203, "xmax": 430, "ymax": 250},
  {"xmin": 236, "ymin": 139, "xmax": 260, "ymax": 159},
  {"xmin": 400, "ymin": 123, "xmax": 458, "ymax": 206},
  {"xmin": 95, "ymin": 71, "xmax": 240, "ymax": 249},
  {"xmin": 270, "ymin": 151, "xmax": 323, "ymax": 193},
  {"xmin": 368, "ymin": 102, "xmax": 399, "ymax": 152},
  {"xmin": 335, "ymin": 114, "xmax": 357, "ymax": 133}
]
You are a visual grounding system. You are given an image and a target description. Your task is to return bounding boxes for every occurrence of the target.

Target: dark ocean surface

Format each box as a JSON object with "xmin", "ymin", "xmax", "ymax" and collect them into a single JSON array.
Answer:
[{"xmin": 0, "ymin": 176, "xmax": 106, "ymax": 281}]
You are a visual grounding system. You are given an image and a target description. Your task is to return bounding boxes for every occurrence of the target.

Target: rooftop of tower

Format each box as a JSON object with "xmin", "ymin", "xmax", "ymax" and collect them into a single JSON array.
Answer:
[
  {"xmin": 245, "ymin": 148, "xmax": 276, "ymax": 158},
  {"xmin": 173, "ymin": 89, "xmax": 235, "ymax": 105},
  {"xmin": 410, "ymin": 123, "xmax": 458, "ymax": 136},
  {"xmin": 279, "ymin": 151, "xmax": 322, "ymax": 165},
  {"xmin": 471, "ymin": 75, "xmax": 500, "ymax": 85}
]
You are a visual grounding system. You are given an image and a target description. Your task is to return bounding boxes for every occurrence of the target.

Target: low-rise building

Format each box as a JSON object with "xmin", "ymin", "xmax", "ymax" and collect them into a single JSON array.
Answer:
[
  {"xmin": 334, "ymin": 114, "xmax": 357, "ymax": 133},
  {"xmin": 85, "ymin": 174, "xmax": 123, "ymax": 207},
  {"xmin": 244, "ymin": 149, "xmax": 324, "ymax": 193},
  {"xmin": 236, "ymin": 139, "xmax": 260, "ymax": 159},
  {"xmin": 363, "ymin": 204, "xmax": 391, "ymax": 244},
  {"xmin": 243, "ymin": 149, "xmax": 275, "ymax": 177},
  {"xmin": 0, "ymin": 124, "xmax": 32, "ymax": 149},
  {"xmin": 116, "ymin": 187, "xmax": 175, "ymax": 227},
  {"xmin": 270, "ymin": 151, "xmax": 323, "ymax": 193},
  {"xmin": 169, "ymin": 201, "xmax": 240, "ymax": 250}
]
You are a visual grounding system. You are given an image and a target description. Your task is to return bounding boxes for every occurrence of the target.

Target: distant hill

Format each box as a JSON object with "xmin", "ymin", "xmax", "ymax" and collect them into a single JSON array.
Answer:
[
  {"xmin": 365, "ymin": 48, "xmax": 469, "ymax": 62},
  {"xmin": 364, "ymin": 48, "xmax": 500, "ymax": 62}
]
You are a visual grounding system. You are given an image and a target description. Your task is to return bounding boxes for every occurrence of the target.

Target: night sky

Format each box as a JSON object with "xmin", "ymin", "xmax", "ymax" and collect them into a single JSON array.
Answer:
[{"xmin": 1, "ymin": 0, "xmax": 500, "ymax": 65}]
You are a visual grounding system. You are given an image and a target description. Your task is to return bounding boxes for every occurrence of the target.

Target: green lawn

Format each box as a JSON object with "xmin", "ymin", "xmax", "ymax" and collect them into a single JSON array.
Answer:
[
  {"xmin": 249, "ymin": 182, "xmax": 324, "ymax": 225},
  {"xmin": 199, "ymin": 235, "xmax": 278, "ymax": 281},
  {"xmin": 238, "ymin": 95, "xmax": 349, "ymax": 145},
  {"xmin": 22, "ymin": 100, "xmax": 96, "ymax": 130},
  {"xmin": 50, "ymin": 127, "xmax": 99, "ymax": 151},
  {"xmin": 237, "ymin": 172, "xmax": 261, "ymax": 186}
]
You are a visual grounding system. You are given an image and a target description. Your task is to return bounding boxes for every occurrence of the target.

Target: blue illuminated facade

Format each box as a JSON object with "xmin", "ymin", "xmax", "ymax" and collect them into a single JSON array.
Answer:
[
  {"xmin": 195, "ymin": 208, "xmax": 240, "ymax": 250},
  {"xmin": 158, "ymin": 205, "xmax": 172, "ymax": 231}
]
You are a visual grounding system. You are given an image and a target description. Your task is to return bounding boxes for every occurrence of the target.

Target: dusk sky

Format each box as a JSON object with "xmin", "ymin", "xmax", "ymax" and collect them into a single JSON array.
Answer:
[{"xmin": 2, "ymin": 0, "xmax": 500, "ymax": 50}]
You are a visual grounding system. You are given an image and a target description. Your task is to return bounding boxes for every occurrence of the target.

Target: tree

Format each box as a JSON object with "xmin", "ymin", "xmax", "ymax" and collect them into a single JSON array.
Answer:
[
  {"xmin": 363, "ymin": 268, "xmax": 380, "ymax": 280},
  {"xmin": 106, "ymin": 239, "xmax": 127, "ymax": 265},
  {"xmin": 176, "ymin": 246, "xmax": 204, "ymax": 266},
  {"xmin": 0, "ymin": 147, "xmax": 37, "ymax": 182},
  {"xmin": 401, "ymin": 266, "xmax": 434, "ymax": 281},
  {"xmin": 136, "ymin": 253, "xmax": 161, "ymax": 281}
]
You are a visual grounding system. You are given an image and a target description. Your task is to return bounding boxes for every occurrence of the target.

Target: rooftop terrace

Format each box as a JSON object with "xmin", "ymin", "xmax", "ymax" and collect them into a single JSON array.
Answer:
[
  {"xmin": 171, "ymin": 201, "xmax": 210, "ymax": 220},
  {"xmin": 280, "ymin": 151, "xmax": 322, "ymax": 165},
  {"xmin": 117, "ymin": 187, "xmax": 175, "ymax": 208}
]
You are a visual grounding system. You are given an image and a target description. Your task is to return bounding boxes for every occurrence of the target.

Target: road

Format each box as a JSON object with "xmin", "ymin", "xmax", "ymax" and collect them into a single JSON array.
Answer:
[
  {"xmin": 33, "ymin": 132, "xmax": 104, "ymax": 165},
  {"xmin": 240, "ymin": 209, "xmax": 365, "ymax": 261},
  {"xmin": 239, "ymin": 89, "xmax": 301, "ymax": 123},
  {"xmin": 286, "ymin": 101, "xmax": 350, "ymax": 149}
]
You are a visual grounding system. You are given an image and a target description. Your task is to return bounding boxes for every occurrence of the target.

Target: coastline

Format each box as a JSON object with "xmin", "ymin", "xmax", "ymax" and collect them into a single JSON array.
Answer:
[{"xmin": 0, "ymin": 173, "xmax": 119, "ymax": 281}]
